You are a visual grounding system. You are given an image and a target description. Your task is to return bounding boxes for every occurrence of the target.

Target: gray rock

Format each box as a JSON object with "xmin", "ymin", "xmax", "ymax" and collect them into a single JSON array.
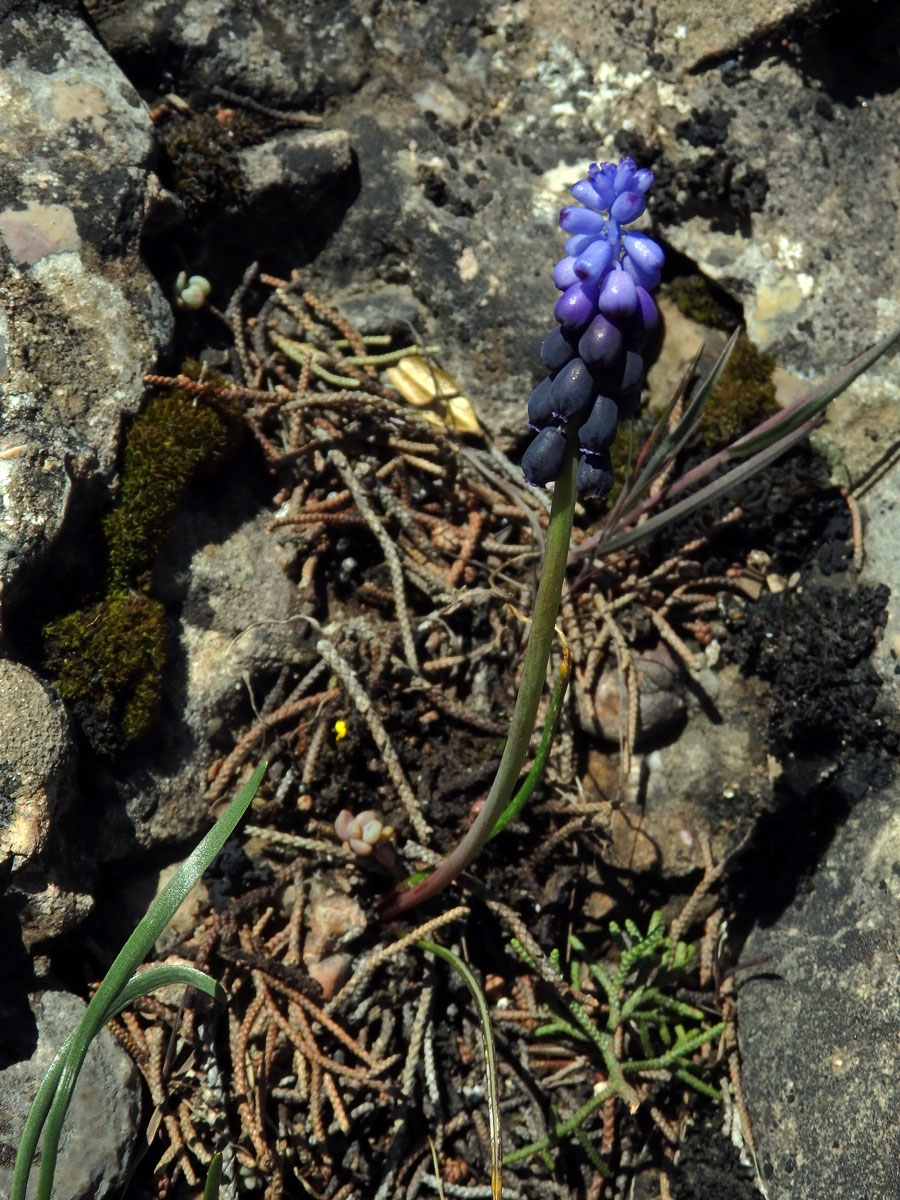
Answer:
[
  {"xmin": 0, "ymin": 2, "xmax": 894, "ymax": 1193},
  {"xmin": 738, "ymin": 458, "xmax": 900, "ymax": 1199},
  {"xmin": 0, "ymin": 661, "xmax": 73, "ymax": 874},
  {"xmin": 236, "ymin": 128, "xmax": 353, "ymax": 214},
  {"xmin": 657, "ymin": 46, "xmax": 900, "ymax": 482},
  {"xmin": 93, "ymin": 0, "xmax": 371, "ymax": 107},
  {"xmin": 299, "ymin": 0, "xmax": 900, "ymax": 455},
  {"xmin": 653, "ymin": 0, "xmax": 826, "ymax": 71},
  {"xmin": 0, "ymin": 660, "xmax": 93, "ymax": 947},
  {"xmin": 599, "ymin": 663, "xmax": 772, "ymax": 877},
  {"xmin": 588, "ymin": 643, "xmax": 688, "ymax": 747},
  {"xmin": 0, "ymin": 0, "xmax": 172, "ymax": 607},
  {"xmin": 87, "ymin": 0, "xmax": 900, "ymax": 459},
  {"xmin": 89, "ymin": 485, "xmax": 315, "ymax": 856},
  {"xmin": 0, "ymin": 989, "xmax": 141, "ymax": 1200}
]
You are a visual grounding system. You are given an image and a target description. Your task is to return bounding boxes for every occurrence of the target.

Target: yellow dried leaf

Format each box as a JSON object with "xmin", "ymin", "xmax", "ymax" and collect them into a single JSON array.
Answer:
[
  {"xmin": 384, "ymin": 359, "xmax": 433, "ymax": 406},
  {"xmin": 384, "ymin": 355, "xmax": 482, "ymax": 436},
  {"xmin": 441, "ymin": 394, "xmax": 483, "ymax": 436}
]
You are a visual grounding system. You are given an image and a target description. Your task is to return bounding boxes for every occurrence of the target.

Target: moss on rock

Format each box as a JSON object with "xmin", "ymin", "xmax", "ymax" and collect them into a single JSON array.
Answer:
[
  {"xmin": 104, "ymin": 382, "xmax": 237, "ymax": 585},
  {"xmin": 160, "ymin": 109, "xmax": 269, "ymax": 222},
  {"xmin": 670, "ymin": 274, "xmax": 732, "ymax": 329},
  {"xmin": 700, "ymin": 334, "xmax": 779, "ymax": 450},
  {"xmin": 44, "ymin": 588, "xmax": 167, "ymax": 754},
  {"xmin": 44, "ymin": 369, "xmax": 242, "ymax": 754}
]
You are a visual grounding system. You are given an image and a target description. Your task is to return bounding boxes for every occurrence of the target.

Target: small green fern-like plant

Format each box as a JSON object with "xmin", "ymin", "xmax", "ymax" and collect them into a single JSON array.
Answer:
[{"xmin": 505, "ymin": 912, "xmax": 724, "ymax": 1171}]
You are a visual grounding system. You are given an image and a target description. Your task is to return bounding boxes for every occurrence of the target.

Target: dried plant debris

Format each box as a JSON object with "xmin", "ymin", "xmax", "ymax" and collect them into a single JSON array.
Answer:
[
  {"xmin": 115, "ymin": 271, "xmax": 869, "ymax": 1199},
  {"xmin": 111, "ymin": 873, "xmax": 734, "ymax": 1200}
]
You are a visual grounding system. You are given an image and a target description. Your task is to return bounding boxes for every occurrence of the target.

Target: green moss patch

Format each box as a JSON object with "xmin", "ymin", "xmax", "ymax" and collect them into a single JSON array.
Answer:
[
  {"xmin": 670, "ymin": 274, "xmax": 732, "ymax": 329},
  {"xmin": 105, "ymin": 384, "xmax": 238, "ymax": 585},
  {"xmin": 160, "ymin": 109, "xmax": 270, "ymax": 222},
  {"xmin": 44, "ymin": 589, "xmax": 167, "ymax": 753},
  {"xmin": 44, "ymin": 372, "xmax": 241, "ymax": 754},
  {"xmin": 699, "ymin": 334, "xmax": 779, "ymax": 450}
]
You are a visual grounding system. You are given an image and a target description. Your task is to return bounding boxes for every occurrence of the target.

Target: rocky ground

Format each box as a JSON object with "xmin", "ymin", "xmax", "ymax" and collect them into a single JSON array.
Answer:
[{"xmin": 1, "ymin": 1, "xmax": 900, "ymax": 1198}]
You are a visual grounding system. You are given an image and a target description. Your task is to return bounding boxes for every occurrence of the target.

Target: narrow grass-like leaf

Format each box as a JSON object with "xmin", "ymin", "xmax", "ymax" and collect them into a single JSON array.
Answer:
[
  {"xmin": 730, "ymin": 321, "xmax": 900, "ymax": 459},
  {"xmin": 109, "ymin": 966, "xmax": 228, "ymax": 1018},
  {"xmin": 12, "ymin": 761, "xmax": 266, "ymax": 1200},
  {"xmin": 418, "ymin": 939, "xmax": 502, "ymax": 1200},
  {"xmin": 9, "ymin": 1035, "xmax": 72, "ymax": 1200},
  {"xmin": 203, "ymin": 1152, "xmax": 223, "ymax": 1200},
  {"xmin": 381, "ymin": 438, "xmax": 578, "ymax": 918},
  {"xmin": 574, "ymin": 322, "xmax": 900, "ymax": 563},
  {"xmin": 592, "ymin": 418, "xmax": 813, "ymax": 557},
  {"xmin": 633, "ymin": 328, "xmax": 739, "ymax": 494},
  {"xmin": 596, "ymin": 344, "xmax": 704, "ymax": 544}
]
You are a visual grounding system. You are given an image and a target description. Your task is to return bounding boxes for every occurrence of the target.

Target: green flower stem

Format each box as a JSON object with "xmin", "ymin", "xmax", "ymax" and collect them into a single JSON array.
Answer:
[
  {"xmin": 488, "ymin": 634, "xmax": 570, "ymax": 840},
  {"xmin": 380, "ymin": 435, "xmax": 578, "ymax": 920},
  {"xmin": 387, "ymin": 644, "xmax": 571, "ymax": 896}
]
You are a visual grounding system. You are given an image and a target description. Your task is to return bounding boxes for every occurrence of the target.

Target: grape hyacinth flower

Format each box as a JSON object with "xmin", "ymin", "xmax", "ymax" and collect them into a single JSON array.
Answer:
[{"xmin": 523, "ymin": 157, "xmax": 664, "ymax": 499}]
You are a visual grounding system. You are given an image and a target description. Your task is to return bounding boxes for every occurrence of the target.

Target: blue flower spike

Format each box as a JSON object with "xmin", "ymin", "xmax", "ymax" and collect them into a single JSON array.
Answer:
[{"xmin": 522, "ymin": 156, "xmax": 663, "ymax": 499}]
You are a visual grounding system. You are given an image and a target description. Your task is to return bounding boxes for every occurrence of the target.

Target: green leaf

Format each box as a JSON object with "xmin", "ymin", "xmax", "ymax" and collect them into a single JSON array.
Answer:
[
  {"xmin": 12, "ymin": 762, "xmax": 267, "ymax": 1200},
  {"xmin": 203, "ymin": 1152, "xmax": 224, "ymax": 1200},
  {"xmin": 107, "ymin": 965, "xmax": 228, "ymax": 1020},
  {"xmin": 418, "ymin": 940, "xmax": 502, "ymax": 1200}
]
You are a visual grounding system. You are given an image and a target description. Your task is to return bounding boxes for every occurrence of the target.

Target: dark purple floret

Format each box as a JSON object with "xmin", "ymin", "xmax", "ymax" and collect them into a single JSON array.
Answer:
[
  {"xmin": 540, "ymin": 326, "xmax": 577, "ymax": 372},
  {"xmin": 634, "ymin": 285, "xmax": 660, "ymax": 330},
  {"xmin": 577, "ymin": 313, "xmax": 623, "ymax": 369},
  {"xmin": 616, "ymin": 386, "xmax": 643, "ymax": 419},
  {"xmin": 612, "ymin": 348, "xmax": 646, "ymax": 397},
  {"xmin": 522, "ymin": 426, "xmax": 568, "ymax": 487},
  {"xmin": 554, "ymin": 281, "xmax": 599, "ymax": 331},
  {"xmin": 576, "ymin": 450, "xmax": 615, "ymax": 499},
  {"xmin": 550, "ymin": 357, "xmax": 594, "ymax": 420},
  {"xmin": 578, "ymin": 395, "xmax": 619, "ymax": 452},
  {"xmin": 622, "ymin": 286, "xmax": 660, "ymax": 349},
  {"xmin": 552, "ymin": 256, "xmax": 579, "ymax": 290},
  {"xmin": 623, "ymin": 256, "xmax": 661, "ymax": 292},
  {"xmin": 527, "ymin": 377, "xmax": 556, "ymax": 429},
  {"xmin": 597, "ymin": 270, "xmax": 638, "ymax": 319}
]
